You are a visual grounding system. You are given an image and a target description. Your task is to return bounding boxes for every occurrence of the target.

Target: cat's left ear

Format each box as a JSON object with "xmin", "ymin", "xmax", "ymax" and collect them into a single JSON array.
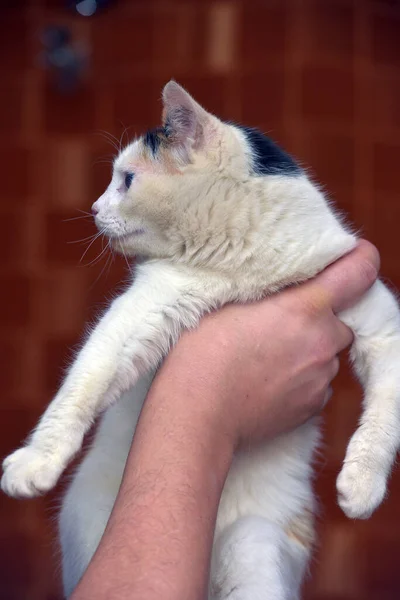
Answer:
[{"xmin": 162, "ymin": 81, "xmax": 211, "ymax": 152}]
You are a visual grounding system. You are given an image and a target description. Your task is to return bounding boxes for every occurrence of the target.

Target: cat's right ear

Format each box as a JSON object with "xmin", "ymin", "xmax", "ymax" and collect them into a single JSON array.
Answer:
[{"xmin": 162, "ymin": 81, "xmax": 210, "ymax": 151}]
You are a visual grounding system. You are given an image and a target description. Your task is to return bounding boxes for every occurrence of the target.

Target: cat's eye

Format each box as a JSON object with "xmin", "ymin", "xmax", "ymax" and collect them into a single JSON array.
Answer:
[{"xmin": 125, "ymin": 172, "xmax": 134, "ymax": 189}]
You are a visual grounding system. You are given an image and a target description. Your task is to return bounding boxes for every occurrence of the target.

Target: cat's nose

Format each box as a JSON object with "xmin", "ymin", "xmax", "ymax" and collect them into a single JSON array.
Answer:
[{"xmin": 91, "ymin": 203, "xmax": 99, "ymax": 216}]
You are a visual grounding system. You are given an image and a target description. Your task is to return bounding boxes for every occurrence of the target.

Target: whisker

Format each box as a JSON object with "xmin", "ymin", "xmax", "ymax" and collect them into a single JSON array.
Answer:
[
  {"xmin": 79, "ymin": 228, "xmax": 106, "ymax": 264},
  {"xmin": 84, "ymin": 240, "xmax": 110, "ymax": 268},
  {"xmin": 63, "ymin": 214, "xmax": 93, "ymax": 222},
  {"xmin": 100, "ymin": 130, "xmax": 120, "ymax": 145},
  {"xmin": 88, "ymin": 240, "xmax": 114, "ymax": 290},
  {"xmin": 105, "ymin": 243, "xmax": 115, "ymax": 278},
  {"xmin": 121, "ymin": 245, "xmax": 133, "ymax": 276},
  {"xmin": 118, "ymin": 122, "xmax": 132, "ymax": 152},
  {"xmin": 67, "ymin": 232, "xmax": 98, "ymax": 245},
  {"xmin": 97, "ymin": 129, "xmax": 120, "ymax": 144},
  {"xmin": 92, "ymin": 157, "xmax": 115, "ymax": 167},
  {"xmin": 95, "ymin": 130, "xmax": 120, "ymax": 153}
]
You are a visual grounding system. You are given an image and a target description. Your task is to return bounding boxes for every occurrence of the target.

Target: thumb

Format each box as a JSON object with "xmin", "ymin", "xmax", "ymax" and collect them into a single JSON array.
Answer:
[{"xmin": 311, "ymin": 240, "xmax": 380, "ymax": 313}]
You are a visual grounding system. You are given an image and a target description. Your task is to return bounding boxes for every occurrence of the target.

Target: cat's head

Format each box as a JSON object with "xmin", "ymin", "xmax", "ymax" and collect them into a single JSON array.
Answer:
[{"xmin": 92, "ymin": 80, "xmax": 300, "ymax": 262}]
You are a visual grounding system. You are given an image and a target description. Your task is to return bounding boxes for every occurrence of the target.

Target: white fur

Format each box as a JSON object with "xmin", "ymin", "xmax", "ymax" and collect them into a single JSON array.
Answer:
[{"xmin": 3, "ymin": 82, "xmax": 400, "ymax": 599}]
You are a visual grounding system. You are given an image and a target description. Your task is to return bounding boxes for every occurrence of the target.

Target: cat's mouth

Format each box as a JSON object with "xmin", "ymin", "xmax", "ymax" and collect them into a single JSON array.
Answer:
[{"xmin": 102, "ymin": 228, "xmax": 146, "ymax": 241}]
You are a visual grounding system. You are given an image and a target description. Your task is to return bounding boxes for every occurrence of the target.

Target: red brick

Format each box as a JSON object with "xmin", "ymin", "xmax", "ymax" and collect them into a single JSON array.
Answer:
[
  {"xmin": 45, "ymin": 211, "xmax": 99, "ymax": 266},
  {"xmin": 303, "ymin": 1, "xmax": 354, "ymax": 60},
  {"xmin": 372, "ymin": 72, "xmax": 400, "ymax": 128},
  {"xmin": 153, "ymin": 6, "xmax": 182, "ymax": 70},
  {"xmin": 373, "ymin": 14, "xmax": 400, "ymax": 68},
  {"xmin": 0, "ymin": 339, "xmax": 18, "ymax": 395},
  {"xmin": 0, "ymin": 408, "xmax": 41, "ymax": 456},
  {"xmin": 178, "ymin": 76, "xmax": 227, "ymax": 119},
  {"xmin": 0, "ymin": 15, "xmax": 29, "ymax": 71},
  {"xmin": 0, "ymin": 79, "xmax": 23, "ymax": 135},
  {"xmin": 92, "ymin": 12, "xmax": 153, "ymax": 71},
  {"xmin": 373, "ymin": 142, "xmax": 400, "ymax": 194},
  {"xmin": 365, "ymin": 533, "xmax": 400, "ymax": 596},
  {"xmin": 0, "ymin": 531, "xmax": 33, "ymax": 594},
  {"xmin": 45, "ymin": 337, "xmax": 79, "ymax": 395},
  {"xmin": 241, "ymin": 73, "xmax": 285, "ymax": 127},
  {"xmin": 302, "ymin": 67, "xmax": 354, "ymax": 122},
  {"xmin": 44, "ymin": 76, "xmax": 96, "ymax": 135},
  {"xmin": 240, "ymin": 3, "xmax": 287, "ymax": 70},
  {"xmin": 188, "ymin": 5, "xmax": 208, "ymax": 69},
  {"xmin": 0, "ymin": 211, "xmax": 23, "ymax": 266},
  {"xmin": 113, "ymin": 77, "xmax": 162, "ymax": 135},
  {"xmin": 303, "ymin": 131, "xmax": 355, "ymax": 189},
  {"xmin": 0, "ymin": 146, "xmax": 30, "ymax": 198},
  {"xmin": 0, "ymin": 274, "xmax": 32, "ymax": 327},
  {"xmin": 372, "ymin": 189, "xmax": 400, "ymax": 275}
]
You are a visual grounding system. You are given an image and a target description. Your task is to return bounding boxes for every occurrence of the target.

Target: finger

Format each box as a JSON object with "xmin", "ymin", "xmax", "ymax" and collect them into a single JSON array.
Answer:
[
  {"xmin": 332, "ymin": 317, "xmax": 354, "ymax": 353},
  {"xmin": 310, "ymin": 387, "xmax": 333, "ymax": 416},
  {"xmin": 329, "ymin": 356, "xmax": 340, "ymax": 380},
  {"xmin": 309, "ymin": 240, "xmax": 380, "ymax": 314}
]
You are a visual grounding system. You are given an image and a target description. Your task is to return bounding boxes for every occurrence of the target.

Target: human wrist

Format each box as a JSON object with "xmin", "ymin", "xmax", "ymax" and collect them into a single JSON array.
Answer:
[{"xmin": 156, "ymin": 321, "xmax": 240, "ymax": 449}]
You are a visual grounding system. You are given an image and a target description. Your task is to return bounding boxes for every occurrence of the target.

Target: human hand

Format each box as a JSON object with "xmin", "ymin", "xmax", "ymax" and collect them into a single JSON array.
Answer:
[{"xmin": 160, "ymin": 240, "xmax": 380, "ymax": 447}]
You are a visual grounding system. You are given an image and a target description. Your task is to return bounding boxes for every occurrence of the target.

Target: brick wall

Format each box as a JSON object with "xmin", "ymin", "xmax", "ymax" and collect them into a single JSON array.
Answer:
[{"xmin": 1, "ymin": 0, "xmax": 400, "ymax": 598}]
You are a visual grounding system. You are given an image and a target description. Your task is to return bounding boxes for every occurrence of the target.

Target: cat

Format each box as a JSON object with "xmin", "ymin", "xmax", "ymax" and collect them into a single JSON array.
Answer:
[{"xmin": 2, "ymin": 81, "xmax": 400, "ymax": 600}]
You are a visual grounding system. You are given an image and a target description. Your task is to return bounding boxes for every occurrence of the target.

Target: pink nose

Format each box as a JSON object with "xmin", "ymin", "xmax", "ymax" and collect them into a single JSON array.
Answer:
[{"xmin": 91, "ymin": 203, "xmax": 99, "ymax": 216}]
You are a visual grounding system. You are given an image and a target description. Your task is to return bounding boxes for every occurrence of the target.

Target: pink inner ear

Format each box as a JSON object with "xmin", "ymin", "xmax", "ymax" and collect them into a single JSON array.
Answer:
[
  {"xmin": 163, "ymin": 82, "xmax": 204, "ymax": 139},
  {"xmin": 162, "ymin": 81, "xmax": 195, "ymax": 113},
  {"xmin": 166, "ymin": 106, "xmax": 196, "ymax": 139},
  {"xmin": 162, "ymin": 81, "xmax": 212, "ymax": 151}
]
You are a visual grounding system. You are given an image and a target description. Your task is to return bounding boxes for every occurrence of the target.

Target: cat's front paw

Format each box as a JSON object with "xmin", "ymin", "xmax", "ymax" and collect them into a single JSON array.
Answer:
[
  {"xmin": 1, "ymin": 446, "xmax": 63, "ymax": 498},
  {"xmin": 336, "ymin": 461, "xmax": 387, "ymax": 519}
]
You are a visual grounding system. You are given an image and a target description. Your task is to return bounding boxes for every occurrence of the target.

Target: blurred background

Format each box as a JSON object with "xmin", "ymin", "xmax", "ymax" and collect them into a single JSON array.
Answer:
[{"xmin": 1, "ymin": 0, "xmax": 400, "ymax": 598}]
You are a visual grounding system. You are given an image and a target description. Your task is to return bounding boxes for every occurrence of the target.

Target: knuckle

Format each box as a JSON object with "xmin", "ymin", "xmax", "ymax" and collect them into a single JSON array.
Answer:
[
  {"xmin": 313, "ymin": 380, "xmax": 331, "ymax": 406},
  {"xmin": 360, "ymin": 241, "xmax": 380, "ymax": 286},
  {"xmin": 304, "ymin": 386, "xmax": 326, "ymax": 417},
  {"xmin": 302, "ymin": 297, "xmax": 322, "ymax": 318},
  {"xmin": 359, "ymin": 256, "xmax": 379, "ymax": 289},
  {"xmin": 359, "ymin": 241, "xmax": 381, "ymax": 273},
  {"xmin": 312, "ymin": 331, "xmax": 336, "ymax": 367},
  {"xmin": 302, "ymin": 291, "xmax": 330, "ymax": 318},
  {"xmin": 291, "ymin": 286, "xmax": 329, "ymax": 320}
]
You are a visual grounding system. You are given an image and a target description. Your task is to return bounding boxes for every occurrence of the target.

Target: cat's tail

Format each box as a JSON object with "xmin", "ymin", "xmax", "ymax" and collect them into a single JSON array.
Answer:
[{"xmin": 336, "ymin": 279, "xmax": 400, "ymax": 519}]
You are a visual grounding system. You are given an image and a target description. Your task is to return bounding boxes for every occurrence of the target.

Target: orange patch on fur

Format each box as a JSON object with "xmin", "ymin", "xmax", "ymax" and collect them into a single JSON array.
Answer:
[
  {"xmin": 285, "ymin": 508, "xmax": 315, "ymax": 550},
  {"xmin": 138, "ymin": 138, "xmax": 182, "ymax": 175}
]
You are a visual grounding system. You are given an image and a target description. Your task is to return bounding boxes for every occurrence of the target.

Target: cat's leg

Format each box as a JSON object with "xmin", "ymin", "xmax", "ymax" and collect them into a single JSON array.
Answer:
[
  {"xmin": 210, "ymin": 516, "xmax": 310, "ymax": 600},
  {"xmin": 60, "ymin": 375, "xmax": 152, "ymax": 597},
  {"xmin": 2, "ymin": 262, "xmax": 224, "ymax": 498},
  {"xmin": 337, "ymin": 279, "xmax": 400, "ymax": 518}
]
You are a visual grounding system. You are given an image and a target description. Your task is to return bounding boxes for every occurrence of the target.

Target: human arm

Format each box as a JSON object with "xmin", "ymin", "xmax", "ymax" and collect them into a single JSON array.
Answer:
[{"xmin": 71, "ymin": 240, "xmax": 380, "ymax": 600}]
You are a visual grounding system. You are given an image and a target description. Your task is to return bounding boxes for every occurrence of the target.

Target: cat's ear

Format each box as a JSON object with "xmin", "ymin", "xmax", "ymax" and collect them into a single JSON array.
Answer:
[{"xmin": 162, "ymin": 81, "xmax": 210, "ymax": 150}]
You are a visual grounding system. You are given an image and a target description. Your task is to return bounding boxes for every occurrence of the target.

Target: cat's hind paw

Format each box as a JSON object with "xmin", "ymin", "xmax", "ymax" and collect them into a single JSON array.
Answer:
[
  {"xmin": 1, "ymin": 446, "xmax": 63, "ymax": 498},
  {"xmin": 336, "ymin": 461, "xmax": 387, "ymax": 520}
]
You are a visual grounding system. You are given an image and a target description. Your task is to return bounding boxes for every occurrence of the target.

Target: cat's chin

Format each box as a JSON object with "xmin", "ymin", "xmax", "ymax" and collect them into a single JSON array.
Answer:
[{"xmin": 110, "ymin": 230, "xmax": 145, "ymax": 255}]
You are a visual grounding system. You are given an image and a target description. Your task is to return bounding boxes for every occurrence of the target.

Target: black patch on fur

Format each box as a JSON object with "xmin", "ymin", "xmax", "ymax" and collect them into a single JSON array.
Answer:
[
  {"xmin": 163, "ymin": 117, "xmax": 173, "ymax": 139},
  {"xmin": 143, "ymin": 127, "xmax": 165, "ymax": 155},
  {"xmin": 236, "ymin": 125, "xmax": 301, "ymax": 176}
]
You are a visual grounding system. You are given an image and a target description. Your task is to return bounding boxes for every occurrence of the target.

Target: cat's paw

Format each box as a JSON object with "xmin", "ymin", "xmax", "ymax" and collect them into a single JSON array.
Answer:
[
  {"xmin": 336, "ymin": 461, "xmax": 387, "ymax": 519},
  {"xmin": 1, "ymin": 446, "xmax": 63, "ymax": 498}
]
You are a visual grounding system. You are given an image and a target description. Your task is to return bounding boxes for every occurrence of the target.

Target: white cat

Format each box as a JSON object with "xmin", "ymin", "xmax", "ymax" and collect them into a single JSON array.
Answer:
[{"xmin": 2, "ymin": 81, "xmax": 400, "ymax": 600}]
